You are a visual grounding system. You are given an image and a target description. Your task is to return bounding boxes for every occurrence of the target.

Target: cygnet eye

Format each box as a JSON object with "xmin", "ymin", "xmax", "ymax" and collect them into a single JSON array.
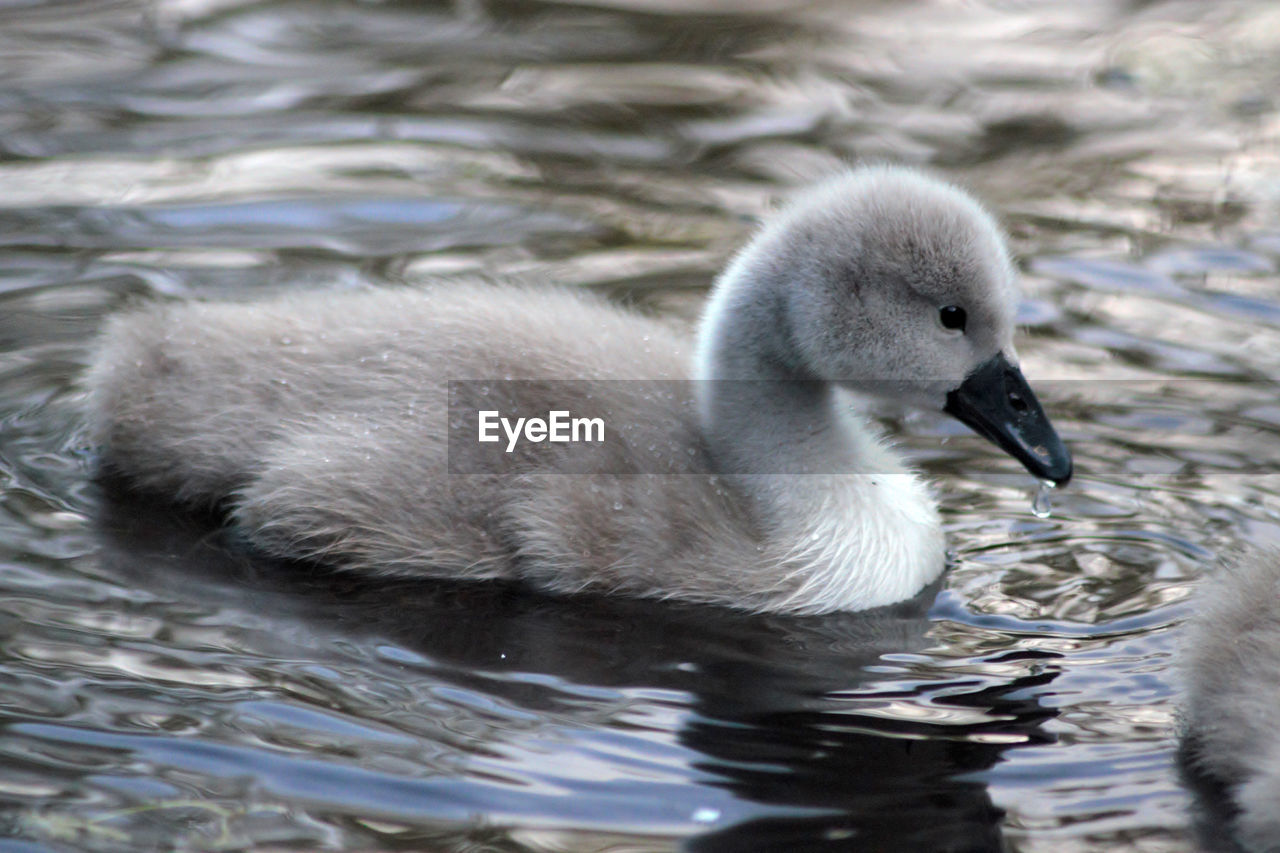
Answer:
[{"xmin": 939, "ymin": 305, "xmax": 967, "ymax": 332}]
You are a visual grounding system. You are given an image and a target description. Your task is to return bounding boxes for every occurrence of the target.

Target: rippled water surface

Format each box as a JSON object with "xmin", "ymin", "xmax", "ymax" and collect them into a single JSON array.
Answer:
[{"xmin": 5, "ymin": 1, "xmax": 1280, "ymax": 850}]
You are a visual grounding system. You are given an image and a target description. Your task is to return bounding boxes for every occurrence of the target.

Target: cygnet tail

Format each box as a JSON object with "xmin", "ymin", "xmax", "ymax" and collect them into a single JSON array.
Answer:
[{"xmin": 83, "ymin": 303, "xmax": 285, "ymax": 506}]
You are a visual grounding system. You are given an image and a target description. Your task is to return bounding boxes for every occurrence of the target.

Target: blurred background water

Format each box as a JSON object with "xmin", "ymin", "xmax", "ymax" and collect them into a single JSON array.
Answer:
[{"xmin": 3, "ymin": 0, "xmax": 1280, "ymax": 850}]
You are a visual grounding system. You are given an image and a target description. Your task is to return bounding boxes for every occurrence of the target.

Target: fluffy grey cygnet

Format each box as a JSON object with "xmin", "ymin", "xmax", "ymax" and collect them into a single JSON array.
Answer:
[
  {"xmin": 1182, "ymin": 549, "xmax": 1280, "ymax": 851},
  {"xmin": 84, "ymin": 165, "xmax": 1071, "ymax": 615}
]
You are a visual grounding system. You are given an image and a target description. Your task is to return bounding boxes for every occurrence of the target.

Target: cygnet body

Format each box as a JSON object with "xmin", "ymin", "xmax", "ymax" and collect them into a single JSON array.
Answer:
[
  {"xmin": 1182, "ymin": 549, "xmax": 1280, "ymax": 851},
  {"xmin": 85, "ymin": 166, "xmax": 1071, "ymax": 614}
]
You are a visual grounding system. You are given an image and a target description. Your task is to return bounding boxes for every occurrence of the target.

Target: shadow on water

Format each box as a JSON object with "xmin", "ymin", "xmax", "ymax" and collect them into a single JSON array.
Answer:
[
  {"xmin": 71, "ymin": 486, "xmax": 1060, "ymax": 851},
  {"xmin": 1177, "ymin": 736, "xmax": 1247, "ymax": 853}
]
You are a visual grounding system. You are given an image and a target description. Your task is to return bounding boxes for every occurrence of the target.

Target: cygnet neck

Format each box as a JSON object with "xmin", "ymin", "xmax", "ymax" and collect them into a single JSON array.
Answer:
[
  {"xmin": 693, "ymin": 265, "xmax": 945, "ymax": 614},
  {"xmin": 695, "ymin": 275, "xmax": 887, "ymax": 516}
]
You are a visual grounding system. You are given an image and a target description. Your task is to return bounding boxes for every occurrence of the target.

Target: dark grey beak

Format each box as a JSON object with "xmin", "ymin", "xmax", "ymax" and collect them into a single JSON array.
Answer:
[{"xmin": 943, "ymin": 352, "xmax": 1072, "ymax": 486}]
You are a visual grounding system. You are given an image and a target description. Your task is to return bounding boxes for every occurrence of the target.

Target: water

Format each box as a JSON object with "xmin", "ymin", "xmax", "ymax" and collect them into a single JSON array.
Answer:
[
  {"xmin": 3, "ymin": 0, "xmax": 1280, "ymax": 849},
  {"xmin": 1032, "ymin": 481, "xmax": 1055, "ymax": 520}
]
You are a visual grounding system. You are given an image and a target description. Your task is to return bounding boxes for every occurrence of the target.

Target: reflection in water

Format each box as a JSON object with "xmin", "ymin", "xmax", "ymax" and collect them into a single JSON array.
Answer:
[
  {"xmin": 1179, "ymin": 740, "xmax": 1244, "ymax": 853},
  {"xmin": 77, "ymin": 492, "xmax": 1059, "ymax": 851},
  {"xmin": 685, "ymin": 678, "xmax": 1056, "ymax": 853}
]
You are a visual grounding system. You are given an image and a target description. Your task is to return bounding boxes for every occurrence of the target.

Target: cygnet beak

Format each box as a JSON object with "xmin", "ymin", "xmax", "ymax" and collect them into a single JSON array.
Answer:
[{"xmin": 943, "ymin": 352, "xmax": 1072, "ymax": 486}]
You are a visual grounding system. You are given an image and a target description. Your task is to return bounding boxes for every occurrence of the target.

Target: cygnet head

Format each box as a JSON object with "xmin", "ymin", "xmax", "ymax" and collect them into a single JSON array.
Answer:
[{"xmin": 698, "ymin": 165, "xmax": 1072, "ymax": 485}]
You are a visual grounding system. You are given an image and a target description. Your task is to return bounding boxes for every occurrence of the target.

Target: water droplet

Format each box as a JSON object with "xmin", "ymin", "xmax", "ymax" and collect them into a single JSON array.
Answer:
[
  {"xmin": 1031, "ymin": 479, "xmax": 1055, "ymax": 519},
  {"xmin": 692, "ymin": 807, "xmax": 721, "ymax": 824},
  {"xmin": 612, "ymin": 501, "xmax": 623, "ymax": 511}
]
